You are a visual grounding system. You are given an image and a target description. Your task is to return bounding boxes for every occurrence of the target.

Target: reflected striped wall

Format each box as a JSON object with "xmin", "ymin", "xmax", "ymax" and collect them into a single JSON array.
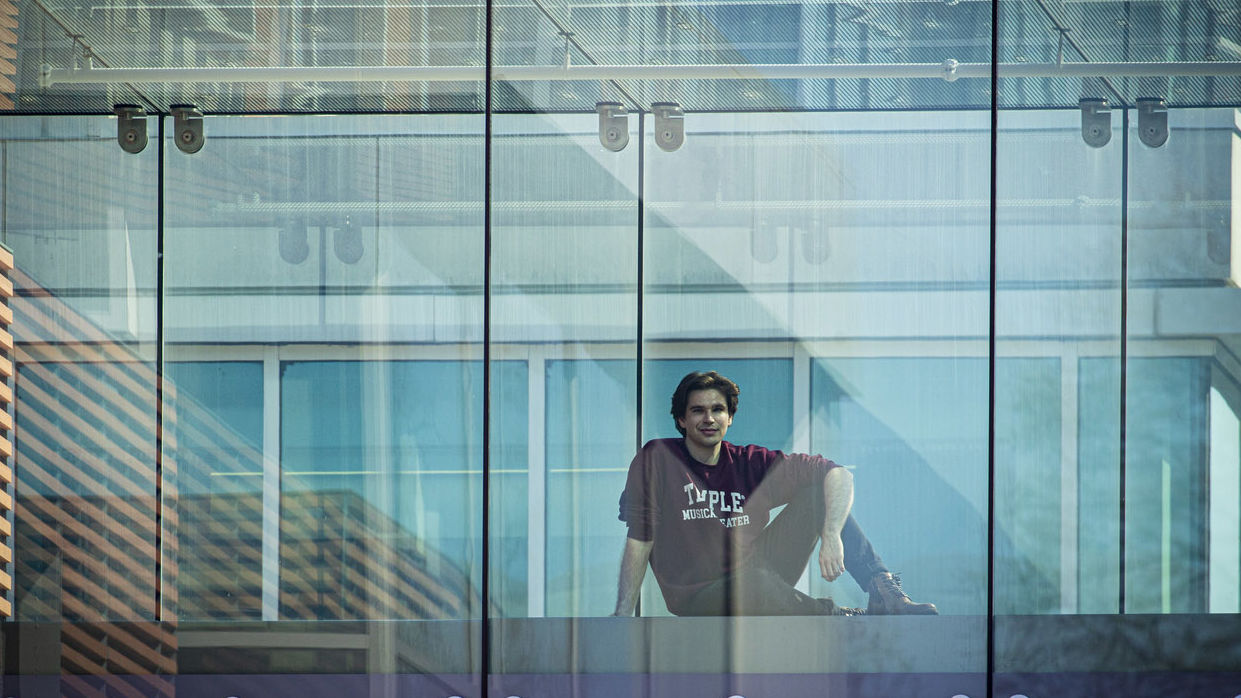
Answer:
[
  {"xmin": 9, "ymin": 259, "xmax": 482, "ymax": 690},
  {"xmin": 1, "ymin": 243, "xmax": 13, "ymax": 619}
]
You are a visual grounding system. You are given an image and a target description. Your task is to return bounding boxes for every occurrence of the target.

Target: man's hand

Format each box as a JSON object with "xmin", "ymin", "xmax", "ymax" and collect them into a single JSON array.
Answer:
[
  {"xmin": 818, "ymin": 466, "xmax": 853, "ymax": 582},
  {"xmin": 818, "ymin": 532, "xmax": 845, "ymax": 582}
]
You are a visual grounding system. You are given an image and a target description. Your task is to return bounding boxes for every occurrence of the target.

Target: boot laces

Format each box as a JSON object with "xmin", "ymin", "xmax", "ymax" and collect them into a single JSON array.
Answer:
[{"xmin": 878, "ymin": 572, "xmax": 907, "ymax": 595}]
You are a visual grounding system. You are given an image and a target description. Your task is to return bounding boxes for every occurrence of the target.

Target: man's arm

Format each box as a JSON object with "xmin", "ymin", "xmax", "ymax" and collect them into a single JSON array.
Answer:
[
  {"xmin": 817, "ymin": 466, "xmax": 854, "ymax": 582},
  {"xmin": 613, "ymin": 537, "xmax": 654, "ymax": 616}
]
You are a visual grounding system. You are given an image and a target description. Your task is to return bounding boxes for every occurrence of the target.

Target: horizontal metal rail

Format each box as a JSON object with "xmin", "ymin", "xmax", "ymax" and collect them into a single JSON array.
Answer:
[
  {"xmin": 208, "ymin": 198, "xmax": 1227, "ymax": 214},
  {"xmin": 40, "ymin": 60, "xmax": 1241, "ymax": 87}
]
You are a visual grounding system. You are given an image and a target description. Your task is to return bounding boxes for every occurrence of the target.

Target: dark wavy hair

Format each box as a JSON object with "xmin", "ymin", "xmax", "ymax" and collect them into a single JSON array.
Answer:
[{"xmin": 670, "ymin": 371, "xmax": 740, "ymax": 436}]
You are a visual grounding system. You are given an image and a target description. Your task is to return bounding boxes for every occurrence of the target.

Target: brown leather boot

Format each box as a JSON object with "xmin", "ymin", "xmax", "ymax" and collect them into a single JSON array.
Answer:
[{"xmin": 867, "ymin": 572, "xmax": 938, "ymax": 615}]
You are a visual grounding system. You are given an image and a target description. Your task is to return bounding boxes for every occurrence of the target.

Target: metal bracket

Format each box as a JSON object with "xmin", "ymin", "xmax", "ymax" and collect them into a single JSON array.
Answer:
[
  {"xmin": 651, "ymin": 102, "xmax": 685, "ymax": 152},
  {"xmin": 170, "ymin": 103, "xmax": 205, "ymax": 154},
  {"xmin": 1136, "ymin": 97, "xmax": 1168, "ymax": 148},
  {"xmin": 940, "ymin": 59, "xmax": 959, "ymax": 82},
  {"xmin": 596, "ymin": 101, "xmax": 629, "ymax": 152},
  {"xmin": 113, "ymin": 104, "xmax": 148, "ymax": 154},
  {"xmin": 1079, "ymin": 97, "xmax": 1111, "ymax": 148}
]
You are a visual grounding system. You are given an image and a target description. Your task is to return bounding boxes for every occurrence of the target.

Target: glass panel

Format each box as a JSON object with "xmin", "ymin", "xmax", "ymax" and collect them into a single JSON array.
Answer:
[
  {"xmin": 992, "ymin": 107, "xmax": 1124, "ymax": 621},
  {"xmin": 485, "ymin": 106, "xmax": 640, "ymax": 694},
  {"xmin": 162, "ymin": 114, "xmax": 484, "ymax": 693},
  {"xmin": 491, "ymin": 0, "xmax": 994, "ymax": 112},
  {"xmin": 1125, "ymin": 108, "xmax": 1235, "ymax": 615},
  {"xmin": 165, "ymin": 361, "xmax": 264, "ymax": 621},
  {"xmin": 544, "ymin": 358, "xmax": 636, "ymax": 618},
  {"xmin": 991, "ymin": 8, "xmax": 1127, "ymax": 686},
  {"xmin": 5, "ymin": 116, "xmax": 159, "ymax": 625},
  {"xmin": 7, "ymin": 0, "xmax": 1241, "ymax": 695},
  {"xmin": 811, "ymin": 357, "xmax": 991, "ymax": 614},
  {"xmin": 993, "ymin": 57, "xmax": 1241, "ymax": 698},
  {"xmin": 10, "ymin": 0, "xmax": 1241, "ymax": 114},
  {"xmin": 0, "ymin": 115, "xmax": 170, "ymax": 694},
  {"xmin": 280, "ymin": 360, "xmax": 491, "ymax": 620},
  {"xmin": 637, "ymin": 110, "xmax": 989, "ymax": 691},
  {"xmin": 17, "ymin": 0, "xmax": 487, "ymax": 113},
  {"xmin": 488, "ymin": 111, "xmax": 640, "ymax": 623}
]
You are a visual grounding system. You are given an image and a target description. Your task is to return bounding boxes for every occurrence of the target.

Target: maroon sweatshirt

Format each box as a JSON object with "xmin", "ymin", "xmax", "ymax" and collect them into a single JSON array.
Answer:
[{"xmin": 618, "ymin": 438, "xmax": 839, "ymax": 614}]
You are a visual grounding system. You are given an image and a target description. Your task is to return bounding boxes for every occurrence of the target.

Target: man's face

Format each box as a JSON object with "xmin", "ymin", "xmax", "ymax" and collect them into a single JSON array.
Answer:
[{"xmin": 677, "ymin": 388, "xmax": 733, "ymax": 450}]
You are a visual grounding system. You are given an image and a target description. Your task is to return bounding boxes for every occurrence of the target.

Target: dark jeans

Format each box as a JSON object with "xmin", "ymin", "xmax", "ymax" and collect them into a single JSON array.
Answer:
[{"xmin": 677, "ymin": 485, "xmax": 889, "ymax": 616}]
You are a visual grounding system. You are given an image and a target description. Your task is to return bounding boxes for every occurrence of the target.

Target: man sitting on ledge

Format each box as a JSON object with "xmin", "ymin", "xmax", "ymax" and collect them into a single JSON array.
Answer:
[{"xmin": 613, "ymin": 370, "xmax": 937, "ymax": 617}]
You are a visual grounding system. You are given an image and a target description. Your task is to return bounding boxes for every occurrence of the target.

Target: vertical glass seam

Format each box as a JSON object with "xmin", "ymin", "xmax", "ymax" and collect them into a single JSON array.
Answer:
[
  {"xmin": 1119, "ymin": 107, "xmax": 1130, "ymax": 614},
  {"xmin": 987, "ymin": 0, "xmax": 999, "ymax": 692},
  {"xmin": 155, "ymin": 112, "xmax": 166, "ymax": 623},
  {"xmin": 482, "ymin": 0, "xmax": 495, "ymax": 689},
  {"xmin": 634, "ymin": 110, "xmax": 645, "ymax": 617}
]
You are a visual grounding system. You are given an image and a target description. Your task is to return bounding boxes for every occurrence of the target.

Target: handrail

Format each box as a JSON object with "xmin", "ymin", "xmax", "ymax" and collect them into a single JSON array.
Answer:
[{"xmin": 40, "ymin": 60, "xmax": 1241, "ymax": 88}]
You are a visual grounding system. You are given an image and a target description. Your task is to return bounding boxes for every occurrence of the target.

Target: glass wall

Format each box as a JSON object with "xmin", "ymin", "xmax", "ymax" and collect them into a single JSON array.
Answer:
[
  {"xmin": 162, "ymin": 115, "xmax": 489, "ymax": 692},
  {"xmin": 994, "ymin": 106, "xmax": 1124, "ymax": 620},
  {"xmin": 489, "ymin": 112, "xmax": 640, "ymax": 620},
  {"xmin": 5, "ymin": 117, "xmax": 160, "ymax": 627},
  {"xmin": 2, "ymin": 0, "xmax": 1241, "ymax": 695}
]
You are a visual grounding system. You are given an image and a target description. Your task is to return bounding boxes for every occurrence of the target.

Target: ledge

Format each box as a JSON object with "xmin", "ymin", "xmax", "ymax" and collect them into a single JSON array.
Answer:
[{"xmin": 5, "ymin": 614, "xmax": 1239, "ymax": 676}]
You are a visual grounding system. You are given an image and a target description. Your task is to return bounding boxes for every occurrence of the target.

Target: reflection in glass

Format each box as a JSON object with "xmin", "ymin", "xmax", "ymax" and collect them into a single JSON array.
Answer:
[
  {"xmin": 1124, "ymin": 109, "xmax": 1240, "ymax": 615},
  {"xmin": 3, "ymin": 3, "xmax": 1241, "ymax": 690},
  {"xmin": 15, "ymin": 360, "xmax": 159, "ymax": 620},
  {"xmin": 279, "ymin": 360, "xmax": 524, "ymax": 620},
  {"xmin": 159, "ymin": 114, "xmax": 487, "ymax": 690},
  {"xmin": 3, "ymin": 118, "xmax": 170, "ymax": 691},
  {"xmin": 544, "ymin": 359, "xmax": 636, "ymax": 617},
  {"xmin": 490, "ymin": 113, "xmax": 640, "ymax": 619},
  {"xmin": 6, "ymin": 119, "xmax": 159, "ymax": 626},
  {"xmin": 165, "ymin": 361, "xmax": 264, "ymax": 620},
  {"xmin": 811, "ymin": 357, "xmax": 989, "ymax": 615},
  {"xmin": 643, "ymin": 111, "xmax": 989, "ymax": 618},
  {"xmin": 993, "ymin": 109, "xmax": 1123, "ymax": 616},
  {"xmin": 1123, "ymin": 357, "xmax": 1209, "ymax": 613},
  {"xmin": 634, "ymin": 109, "xmax": 986, "ymax": 693}
]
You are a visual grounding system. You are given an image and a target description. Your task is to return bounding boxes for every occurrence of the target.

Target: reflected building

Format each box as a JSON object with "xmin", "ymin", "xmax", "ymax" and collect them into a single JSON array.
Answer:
[{"xmin": 10, "ymin": 264, "xmax": 484, "ymax": 691}]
